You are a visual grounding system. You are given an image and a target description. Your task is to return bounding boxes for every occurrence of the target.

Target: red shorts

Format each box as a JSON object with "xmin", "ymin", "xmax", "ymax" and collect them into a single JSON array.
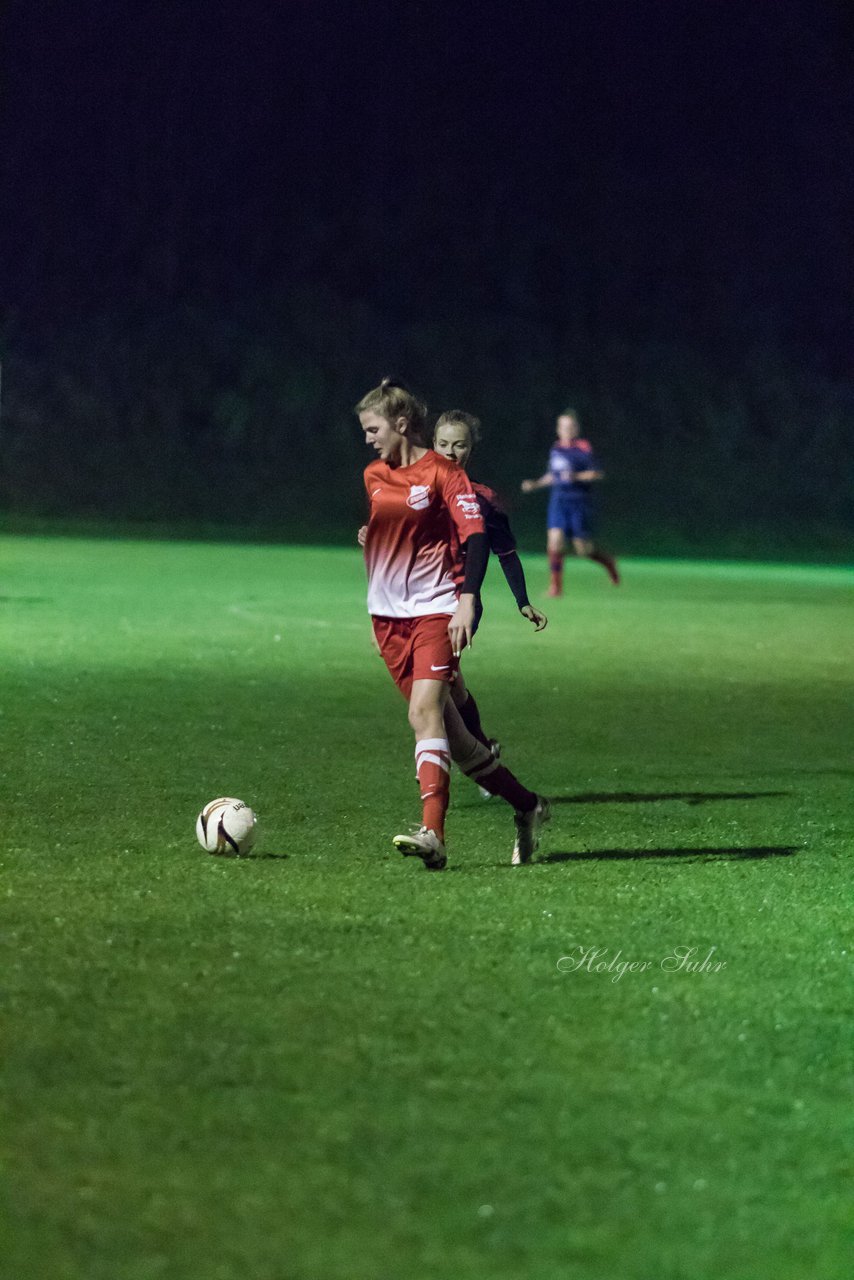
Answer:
[{"xmin": 372, "ymin": 614, "xmax": 458, "ymax": 700}]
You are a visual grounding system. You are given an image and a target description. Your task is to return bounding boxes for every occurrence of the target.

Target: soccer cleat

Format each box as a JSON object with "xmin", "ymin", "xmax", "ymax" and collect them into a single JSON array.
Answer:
[
  {"xmin": 479, "ymin": 739, "xmax": 502, "ymax": 799},
  {"xmin": 512, "ymin": 796, "xmax": 552, "ymax": 866},
  {"xmin": 392, "ymin": 826, "xmax": 447, "ymax": 871},
  {"xmin": 547, "ymin": 580, "xmax": 563, "ymax": 598}
]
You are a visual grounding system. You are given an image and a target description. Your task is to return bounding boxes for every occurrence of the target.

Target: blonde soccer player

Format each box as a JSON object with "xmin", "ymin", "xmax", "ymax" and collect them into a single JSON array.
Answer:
[{"xmin": 357, "ymin": 379, "xmax": 550, "ymax": 869}]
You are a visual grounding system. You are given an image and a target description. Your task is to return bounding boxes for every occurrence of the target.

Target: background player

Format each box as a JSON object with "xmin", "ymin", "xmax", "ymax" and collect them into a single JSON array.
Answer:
[
  {"xmin": 521, "ymin": 408, "xmax": 620, "ymax": 596},
  {"xmin": 357, "ymin": 378, "xmax": 550, "ymax": 870}
]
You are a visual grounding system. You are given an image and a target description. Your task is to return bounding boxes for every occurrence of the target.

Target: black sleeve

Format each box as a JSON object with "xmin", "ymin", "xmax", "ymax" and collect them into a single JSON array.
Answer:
[
  {"xmin": 499, "ymin": 551, "xmax": 531, "ymax": 610},
  {"xmin": 460, "ymin": 532, "xmax": 489, "ymax": 597},
  {"xmin": 486, "ymin": 506, "xmax": 517, "ymax": 557}
]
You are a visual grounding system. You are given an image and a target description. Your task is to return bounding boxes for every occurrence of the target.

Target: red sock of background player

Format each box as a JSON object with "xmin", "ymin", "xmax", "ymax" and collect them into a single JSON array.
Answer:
[
  {"xmin": 456, "ymin": 689, "xmax": 492, "ymax": 750},
  {"xmin": 415, "ymin": 738, "xmax": 451, "ymax": 840},
  {"xmin": 590, "ymin": 548, "xmax": 620, "ymax": 584},
  {"xmin": 548, "ymin": 552, "xmax": 564, "ymax": 594},
  {"xmin": 456, "ymin": 741, "xmax": 538, "ymax": 813}
]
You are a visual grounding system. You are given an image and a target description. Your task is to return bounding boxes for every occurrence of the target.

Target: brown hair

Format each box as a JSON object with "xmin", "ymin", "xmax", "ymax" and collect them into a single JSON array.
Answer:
[
  {"xmin": 435, "ymin": 409, "xmax": 482, "ymax": 444},
  {"xmin": 354, "ymin": 378, "xmax": 429, "ymax": 442}
]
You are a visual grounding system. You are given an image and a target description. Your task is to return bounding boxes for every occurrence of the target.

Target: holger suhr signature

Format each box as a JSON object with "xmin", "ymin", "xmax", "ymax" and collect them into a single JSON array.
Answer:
[{"xmin": 557, "ymin": 945, "xmax": 726, "ymax": 982}]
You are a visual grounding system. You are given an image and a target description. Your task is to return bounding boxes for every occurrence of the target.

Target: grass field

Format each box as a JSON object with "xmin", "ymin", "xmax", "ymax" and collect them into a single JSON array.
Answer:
[{"xmin": 2, "ymin": 533, "xmax": 852, "ymax": 1280}]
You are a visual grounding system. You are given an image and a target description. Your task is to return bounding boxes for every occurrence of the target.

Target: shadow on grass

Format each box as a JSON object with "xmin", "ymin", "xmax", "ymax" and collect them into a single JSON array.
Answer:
[
  {"xmin": 542, "ymin": 845, "xmax": 800, "ymax": 864},
  {"xmin": 550, "ymin": 790, "xmax": 789, "ymax": 806}
]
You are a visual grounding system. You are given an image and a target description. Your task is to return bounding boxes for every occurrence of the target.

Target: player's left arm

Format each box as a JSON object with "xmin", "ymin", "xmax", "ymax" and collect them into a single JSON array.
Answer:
[
  {"xmin": 486, "ymin": 500, "xmax": 548, "ymax": 631},
  {"xmin": 497, "ymin": 551, "xmax": 548, "ymax": 631},
  {"xmin": 571, "ymin": 441, "xmax": 604, "ymax": 484}
]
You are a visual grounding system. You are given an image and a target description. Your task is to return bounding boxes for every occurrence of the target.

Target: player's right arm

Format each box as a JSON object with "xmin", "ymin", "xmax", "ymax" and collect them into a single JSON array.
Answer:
[
  {"xmin": 521, "ymin": 471, "xmax": 553, "ymax": 493},
  {"xmin": 360, "ymin": 462, "xmax": 381, "ymax": 546}
]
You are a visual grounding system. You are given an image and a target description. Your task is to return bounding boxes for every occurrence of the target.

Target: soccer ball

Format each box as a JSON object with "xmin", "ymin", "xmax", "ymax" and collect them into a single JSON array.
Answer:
[{"xmin": 195, "ymin": 797, "xmax": 257, "ymax": 856}]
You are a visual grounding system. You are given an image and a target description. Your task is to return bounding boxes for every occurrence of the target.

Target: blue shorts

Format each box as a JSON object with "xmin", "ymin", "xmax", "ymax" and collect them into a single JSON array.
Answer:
[{"xmin": 547, "ymin": 494, "xmax": 595, "ymax": 540}]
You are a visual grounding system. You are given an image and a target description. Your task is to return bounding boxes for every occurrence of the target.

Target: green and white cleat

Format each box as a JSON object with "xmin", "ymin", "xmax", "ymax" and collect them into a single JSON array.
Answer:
[
  {"xmin": 392, "ymin": 826, "xmax": 447, "ymax": 871},
  {"xmin": 511, "ymin": 796, "xmax": 551, "ymax": 865}
]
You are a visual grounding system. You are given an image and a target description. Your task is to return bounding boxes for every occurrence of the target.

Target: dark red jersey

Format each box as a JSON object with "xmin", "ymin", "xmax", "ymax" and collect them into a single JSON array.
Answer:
[
  {"xmin": 473, "ymin": 481, "xmax": 517, "ymax": 559},
  {"xmin": 449, "ymin": 479, "xmax": 518, "ymax": 592}
]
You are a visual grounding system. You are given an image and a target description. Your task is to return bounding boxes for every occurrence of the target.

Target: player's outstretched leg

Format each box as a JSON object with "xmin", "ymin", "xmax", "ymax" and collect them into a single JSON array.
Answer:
[
  {"xmin": 590, "ymin": 547, "xmax": 620, "ymax": 584},
  {"xmin": 456, "ymin": 687, "xmax": 491, "ymax": 748},
  {"xmin": 457, "ymin": 738, "xmax": 550, "ymax": 864},
  {"xmin": 446, "ymin": 703, "xmax": 551, "ymax": 864},
  {"xmin": 512, "ymin": 796, "xmax": 552, "ymax": 865},
  {"xmin": 479, "ymin": 739, "xmax": 501, "ymax": 799},
  {"xmin": 450, "ymin": 671, "xmax": 493, "ymax": 753},
  {"xmin": 447, "ymin": 674, "xmax": 501, "ymax": 800}
]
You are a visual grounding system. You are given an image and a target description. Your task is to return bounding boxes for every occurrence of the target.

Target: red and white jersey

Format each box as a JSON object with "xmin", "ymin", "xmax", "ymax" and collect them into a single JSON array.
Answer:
[{"xmin": 363, "ymin": 450, "xmax": 485, "ymax": 617}]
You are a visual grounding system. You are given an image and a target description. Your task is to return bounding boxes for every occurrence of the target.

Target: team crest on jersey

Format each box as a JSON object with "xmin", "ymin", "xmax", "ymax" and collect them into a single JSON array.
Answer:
[
  {"xmin": 407, "ymin": 484, "xmax": 431, "ymax": 509},
  {"xmin": 455, "ymin": 492, "xmax": 481, "ymax": 518}
]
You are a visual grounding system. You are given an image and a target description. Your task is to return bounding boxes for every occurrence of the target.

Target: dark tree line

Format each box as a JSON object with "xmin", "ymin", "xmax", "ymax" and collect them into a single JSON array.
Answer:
[
  {"xmin": 2, "ymin": 1, "xmax": 852, "ymax": 556},
  {"xmin": 2, "ymin": 271, "xmax": 852, "ymax": 557}
]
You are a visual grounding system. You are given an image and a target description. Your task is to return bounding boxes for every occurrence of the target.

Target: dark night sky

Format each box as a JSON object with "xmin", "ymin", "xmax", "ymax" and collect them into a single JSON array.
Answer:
[{"xmin": 2, "ymin": 0, "xmax": 853, "ymax": 372}]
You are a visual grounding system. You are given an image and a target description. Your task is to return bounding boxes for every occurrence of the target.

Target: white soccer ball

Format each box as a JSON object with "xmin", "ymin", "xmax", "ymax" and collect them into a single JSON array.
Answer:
[{"xmin": 195, "ymin": 796, "xmax": 257, "ymax": 856}]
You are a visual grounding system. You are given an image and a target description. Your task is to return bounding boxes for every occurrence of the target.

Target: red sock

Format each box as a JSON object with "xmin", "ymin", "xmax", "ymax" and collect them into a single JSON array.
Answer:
[
  {"xmin": 590, "ymin": 549, "xmax": 620, "ymax": 584},
  {"xmin": 457, "ymin": 690, "xmax": 492, "ymax": 750},
  {"xmin": 415, "ymin": 738, "xmax": 451, "ymax": 840},
  {"xmin": 548, "ymin": 553, "xmax": 564, "ymax": 595}
]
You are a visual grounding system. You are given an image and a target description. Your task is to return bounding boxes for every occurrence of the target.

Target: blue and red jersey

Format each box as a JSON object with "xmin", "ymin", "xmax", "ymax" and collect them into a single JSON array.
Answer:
[{"xmin": 549, "ymin": 438, "xmax": 600, "ymax": 498}]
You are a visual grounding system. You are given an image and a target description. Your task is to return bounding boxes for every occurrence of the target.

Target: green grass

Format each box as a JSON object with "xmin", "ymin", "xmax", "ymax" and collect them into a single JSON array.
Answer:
[{"xmin": 2, "ymin": 534, "xmax": 852, "ymax": 1280}]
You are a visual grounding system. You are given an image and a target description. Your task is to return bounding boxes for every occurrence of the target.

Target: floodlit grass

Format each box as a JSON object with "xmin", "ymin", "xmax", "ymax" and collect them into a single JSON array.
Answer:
[{"xmin": 2, "ymin": 534, "xmax": 852, "ymax": 1280}]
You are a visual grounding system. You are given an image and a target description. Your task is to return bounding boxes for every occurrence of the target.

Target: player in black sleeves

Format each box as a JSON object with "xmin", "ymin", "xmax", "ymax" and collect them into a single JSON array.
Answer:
[
  {"xmin": 432, "ymin": 411, "xmax": 547, "ymax": 792},
  {"xmin": 434, "ymin": 411, "xmax": 547, "ymax": 635}
]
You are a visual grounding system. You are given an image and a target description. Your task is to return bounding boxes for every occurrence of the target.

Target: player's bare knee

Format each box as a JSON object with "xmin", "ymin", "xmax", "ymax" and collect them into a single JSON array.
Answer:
[
  {"xmin": 408, "ymin": 684, "xmax": 447, "ymax": 738},
  {"xmin": 407, "ymin": 703, "xmax": 429, "ymax": 736}
]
